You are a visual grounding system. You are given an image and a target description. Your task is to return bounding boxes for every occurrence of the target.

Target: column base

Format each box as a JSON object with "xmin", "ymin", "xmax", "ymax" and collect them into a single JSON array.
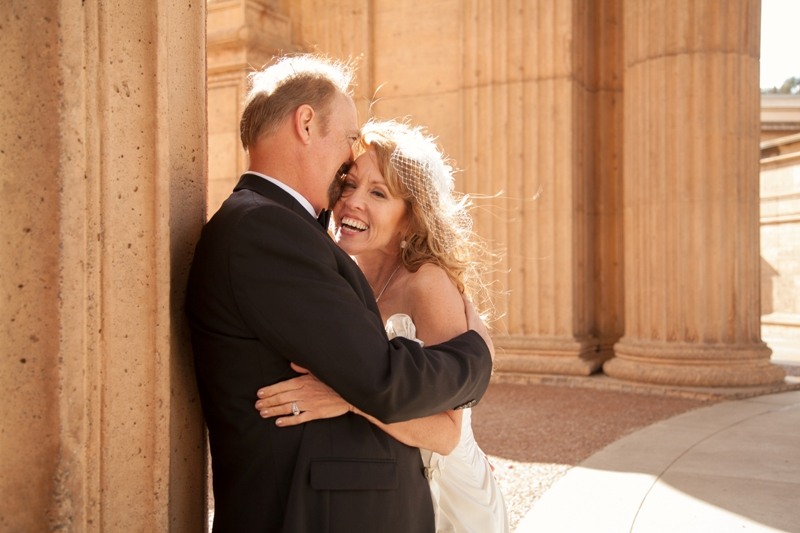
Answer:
[
  {"xmin": 494, "ymin": 335, "xmax": 610, "ymax": 376},
  {"xmin": 606, "ymin": 338, "xmax": 786, "ymax": 387}
]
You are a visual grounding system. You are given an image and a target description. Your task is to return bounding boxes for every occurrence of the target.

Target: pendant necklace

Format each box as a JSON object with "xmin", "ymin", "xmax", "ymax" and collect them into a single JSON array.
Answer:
[{"xmin": 374, "ymin": 263, "xmax": 402, "ymax": 303}]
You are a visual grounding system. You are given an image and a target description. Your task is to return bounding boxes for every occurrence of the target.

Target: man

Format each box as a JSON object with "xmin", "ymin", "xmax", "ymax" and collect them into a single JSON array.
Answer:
[{"xmin": 186, "ymin": 54, "xmax": 493, "ymax": 533}]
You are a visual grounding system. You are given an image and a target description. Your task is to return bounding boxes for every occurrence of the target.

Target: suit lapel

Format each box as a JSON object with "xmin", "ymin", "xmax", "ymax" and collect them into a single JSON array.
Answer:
[
  {"xmin": 234, "ymin": 173, "xmax": 376, "ymax": 308},
  {"xmin": 234, "ymin": 173, "xmax": 325, "ymax": 232}
]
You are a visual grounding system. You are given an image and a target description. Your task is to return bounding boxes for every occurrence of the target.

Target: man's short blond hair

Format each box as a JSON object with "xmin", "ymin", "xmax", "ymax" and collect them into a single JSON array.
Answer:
[{"xmin": 239, "ymin": 54, "xmax": 356, "ymax": 150}]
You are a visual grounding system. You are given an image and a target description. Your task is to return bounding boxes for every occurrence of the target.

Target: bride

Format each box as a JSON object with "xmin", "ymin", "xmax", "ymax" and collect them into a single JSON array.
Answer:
[{"xmin": 255, "ymin": 119, "xmax": 508, "ymax": 533}]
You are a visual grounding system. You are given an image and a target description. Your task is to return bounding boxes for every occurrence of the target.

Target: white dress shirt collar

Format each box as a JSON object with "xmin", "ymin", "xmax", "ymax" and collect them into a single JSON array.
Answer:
[{"xmin": 247, "ymin": 171, "xmax": 317, "ymax": 218}]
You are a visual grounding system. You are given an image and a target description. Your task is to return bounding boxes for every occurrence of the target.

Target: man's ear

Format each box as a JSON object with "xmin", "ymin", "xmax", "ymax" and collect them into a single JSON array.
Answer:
[{"xmin": 294, "ymin": 104, "xmax": 315, "ymax": 144}]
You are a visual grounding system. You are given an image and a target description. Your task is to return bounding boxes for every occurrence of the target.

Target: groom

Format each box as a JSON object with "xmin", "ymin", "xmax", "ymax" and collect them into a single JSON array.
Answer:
[{"xmin": 185, "ymin": 53, "xmax": 494, "ymax": 532}]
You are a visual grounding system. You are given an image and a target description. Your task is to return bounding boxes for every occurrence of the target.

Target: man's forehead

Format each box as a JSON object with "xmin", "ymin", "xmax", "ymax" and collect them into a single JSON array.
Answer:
[{"xmin": 334, "ymin": 92, "xmax": 358, "ymax": 127}]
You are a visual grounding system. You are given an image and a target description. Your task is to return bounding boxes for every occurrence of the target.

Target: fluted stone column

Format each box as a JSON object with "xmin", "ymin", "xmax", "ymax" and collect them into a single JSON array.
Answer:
[
  {"xmin": 1, "ymin": 1, "xmax": 206, "ymax": 530},
  {"xmin": 606, "ymin": 0, "xmax": 785, "ymax": 386},
  {"xmin": 457, "ymin": 0, "xmax": 622, "ymax": 376}
]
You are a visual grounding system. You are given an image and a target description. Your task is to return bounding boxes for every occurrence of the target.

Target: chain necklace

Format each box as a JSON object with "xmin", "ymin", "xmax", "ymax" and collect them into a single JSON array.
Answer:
[{"xmin": 374, "ymin": 263, "xmax": 402, "ymax": 302}]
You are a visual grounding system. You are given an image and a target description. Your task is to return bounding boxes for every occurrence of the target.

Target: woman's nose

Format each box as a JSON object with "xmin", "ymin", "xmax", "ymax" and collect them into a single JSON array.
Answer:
[{"xmin": 346, "ymin": 187, "xmax": 368, "ymax": 208}]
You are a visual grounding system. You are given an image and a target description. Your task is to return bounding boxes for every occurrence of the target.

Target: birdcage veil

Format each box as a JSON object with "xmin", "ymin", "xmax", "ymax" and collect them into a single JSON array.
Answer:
[{"xmin": 376, "ymin": 122, "xmax": 474, "ymax": 255}]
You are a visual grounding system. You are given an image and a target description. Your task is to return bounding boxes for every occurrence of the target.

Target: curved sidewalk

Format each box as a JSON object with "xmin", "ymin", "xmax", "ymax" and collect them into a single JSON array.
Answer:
[{"xmin": 515, "ymin": 389, "xmax": 800, "ymax": 533}]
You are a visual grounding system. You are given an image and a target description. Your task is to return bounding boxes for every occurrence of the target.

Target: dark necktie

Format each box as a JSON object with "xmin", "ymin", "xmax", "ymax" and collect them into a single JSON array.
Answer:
[{"xmin": 317, "ymin": 209, "xmax": 331, "ymax": 230}]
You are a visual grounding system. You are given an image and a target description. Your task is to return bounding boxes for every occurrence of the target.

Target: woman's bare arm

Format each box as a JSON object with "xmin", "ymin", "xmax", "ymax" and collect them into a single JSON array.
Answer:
[{"xmin": 255, "ymin": 364, "xmax": 462, "ymax": 454}]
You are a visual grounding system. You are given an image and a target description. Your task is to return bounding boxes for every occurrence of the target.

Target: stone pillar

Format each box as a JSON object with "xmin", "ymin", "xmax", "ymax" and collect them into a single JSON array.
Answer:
[
  {"xmin": 606, "ymin": 0, "xmax": 785, "ymax": 386},
  {"xmin": 1, "ymin": 1, "xmax": 206, "ymax": 530},
  {"xmin": 457, "ymin": 0, "xmax": 622, "ymax": 376},
  {"xmin": 588, "ymin": 0, "xmax": 626, "ymax": 365}
]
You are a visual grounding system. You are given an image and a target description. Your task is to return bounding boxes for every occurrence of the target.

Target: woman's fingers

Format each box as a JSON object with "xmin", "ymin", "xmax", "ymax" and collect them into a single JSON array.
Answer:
[
  {"xmin": 255, "ymin": 374, "xmax": 313, "ymax": 409},
  {"xmin": 256, "ymin": 374, "xmax": 306, "ymax": 397},
  {"xmin": 257, "ymin": 400, "xmax": 296, "ymax": 418},
  {"xmin": 255, "ymin": 365, "xmax": 349, "ymax": 425},
  {"xmin": 290, "ymin": 362, "xmax": 310, "ymax": 374}
]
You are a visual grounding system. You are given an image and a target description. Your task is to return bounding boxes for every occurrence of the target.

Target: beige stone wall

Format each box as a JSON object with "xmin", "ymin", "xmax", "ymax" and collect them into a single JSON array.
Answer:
[
  {"xmin": 759, "ymin": 96, "xmax": 800, "ymax": 364},
  {"xmin": 206, "ymin": 0, "xmax": 300, "ymax": 216},
  {"xmin": 761, "ymin": 150, "xmax": 800, "ymax": 362},
  {"xmin": 1, "ymin": 1, "xmax": 206, "ymax": 530}
]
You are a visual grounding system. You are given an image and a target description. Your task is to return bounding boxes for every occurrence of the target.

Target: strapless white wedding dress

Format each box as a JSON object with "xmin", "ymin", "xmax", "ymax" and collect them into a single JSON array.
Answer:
[{"xmin": 385, "ymin": 314, "xmax": 509, "ymax": 533}]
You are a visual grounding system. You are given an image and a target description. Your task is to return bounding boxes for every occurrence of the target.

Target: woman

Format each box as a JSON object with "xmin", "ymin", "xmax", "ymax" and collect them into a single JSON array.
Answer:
[{"xmin": 255, "ymin": 120, "xmax": 508, "ymax": 533}]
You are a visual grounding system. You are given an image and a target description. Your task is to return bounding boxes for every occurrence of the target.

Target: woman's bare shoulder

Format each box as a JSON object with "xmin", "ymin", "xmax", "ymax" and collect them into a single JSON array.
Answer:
[
  {"xmin": 404, "ymin": 263, "xmax": 458, "ymax": 298},
  {"xmin": 402, "ymin": 263, "xmax": 466, "ymax": 341}
]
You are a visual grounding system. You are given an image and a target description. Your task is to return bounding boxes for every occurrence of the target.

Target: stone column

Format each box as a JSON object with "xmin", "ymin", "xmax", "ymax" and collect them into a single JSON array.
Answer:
[
  {"xmin": 458, "ymin": 0, "xmax": 622, "ymax": 375},
  {"xmin": 606, "ymin": 0, "xmax": 785, "ymax": 386},
  {"xmin": 1, "ymin": 1, "xmax": 206, "ymax": 530}
]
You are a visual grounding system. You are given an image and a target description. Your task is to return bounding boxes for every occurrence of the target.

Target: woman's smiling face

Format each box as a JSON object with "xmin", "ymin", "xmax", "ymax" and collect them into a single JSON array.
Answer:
[{"xmin": 333, "ymin": 148, "xmax": 409, "ymax": 258}]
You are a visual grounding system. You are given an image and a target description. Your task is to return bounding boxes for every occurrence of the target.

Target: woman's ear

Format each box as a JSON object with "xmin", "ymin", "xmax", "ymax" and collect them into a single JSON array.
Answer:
[{"xmin": 294, "ymin": 104, "xmax": 315, "ymax": 144}]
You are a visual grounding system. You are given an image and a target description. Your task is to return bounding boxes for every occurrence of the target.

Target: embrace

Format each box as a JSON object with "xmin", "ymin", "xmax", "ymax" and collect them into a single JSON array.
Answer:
[{"xmin": 186, "ymin": 53, "xmax": 508, "ymax": 533}]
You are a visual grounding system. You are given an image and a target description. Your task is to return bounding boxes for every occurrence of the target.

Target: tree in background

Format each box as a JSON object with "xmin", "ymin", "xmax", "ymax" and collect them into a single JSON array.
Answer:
[{"xmin": 762, "ymin": 76, "xmax": 800, "ymax": 95}]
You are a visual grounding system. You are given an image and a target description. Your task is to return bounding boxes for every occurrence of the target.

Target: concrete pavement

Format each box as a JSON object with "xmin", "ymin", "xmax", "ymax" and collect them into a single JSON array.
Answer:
[{"xmin": 515, "ymin": 387, "xmax": 800, "ymax": 532}]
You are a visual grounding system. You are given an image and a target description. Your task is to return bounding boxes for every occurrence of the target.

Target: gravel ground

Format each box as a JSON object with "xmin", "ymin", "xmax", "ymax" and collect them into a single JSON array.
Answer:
[{"xmin": 470, "ymin": 380, "xmax": 716, "ymax": 530}]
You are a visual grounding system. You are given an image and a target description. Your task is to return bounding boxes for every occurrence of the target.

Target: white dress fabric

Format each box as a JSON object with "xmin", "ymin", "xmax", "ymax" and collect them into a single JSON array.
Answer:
[{"xmin": 385, "ymin": 314, "xmax": 509, "ymax": 533}]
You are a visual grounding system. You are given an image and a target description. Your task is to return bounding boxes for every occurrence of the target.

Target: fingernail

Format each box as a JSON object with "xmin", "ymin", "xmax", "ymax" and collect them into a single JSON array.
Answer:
[
  {"xmin": 275, "ymin": 418, "xmax": 283, "ymax": 426},
  {"xmin": 260, "ymin": 409, "xmax": 268, "ymax": 417}
]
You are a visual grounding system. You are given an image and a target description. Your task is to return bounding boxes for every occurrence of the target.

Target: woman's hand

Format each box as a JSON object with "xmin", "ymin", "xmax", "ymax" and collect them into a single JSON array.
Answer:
[
  {"xmin": 254, "ymin": 363, "xmax": 352, "ymax": 427},
  {"xmin": 463, "ymin": 294, "xmax": 495, "ymax": 360}
]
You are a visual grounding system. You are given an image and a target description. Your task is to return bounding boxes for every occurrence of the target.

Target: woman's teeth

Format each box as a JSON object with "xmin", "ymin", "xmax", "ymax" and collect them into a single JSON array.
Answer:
[{"xmin": 341, "ymin": 216, "xmax": 368, "ymax": 231}]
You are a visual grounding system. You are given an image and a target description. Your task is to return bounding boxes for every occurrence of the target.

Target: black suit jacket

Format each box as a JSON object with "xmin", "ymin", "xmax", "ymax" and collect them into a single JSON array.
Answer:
[{"xmin": 186, "ymin": 173, "xmax": 493, "ymax": 533}]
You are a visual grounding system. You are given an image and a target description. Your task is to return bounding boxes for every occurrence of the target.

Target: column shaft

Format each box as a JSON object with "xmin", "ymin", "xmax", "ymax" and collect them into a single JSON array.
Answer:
[
  {"xmin": 607, "ymin": 0, "xmax": 785, "ymax": 386},
  {"xmin": 1, "ymin": 1, "xmax": 207, "ymax": 529},
  {"xmin": 460, "ymin": 0, "xmax": 622, "ymax": 375}
]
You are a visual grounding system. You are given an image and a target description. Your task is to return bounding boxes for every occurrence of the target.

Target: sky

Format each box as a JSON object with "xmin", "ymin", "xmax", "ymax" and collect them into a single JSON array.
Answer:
[{"xmin": 760, "ymin": 0, "xmax": 799, "ymax": 89}]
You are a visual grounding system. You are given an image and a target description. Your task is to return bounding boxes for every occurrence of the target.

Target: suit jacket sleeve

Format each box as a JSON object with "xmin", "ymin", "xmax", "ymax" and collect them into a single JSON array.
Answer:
[{"xmin": 229, "ymin": 201, "xmax": 492, "ymax": 424}]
